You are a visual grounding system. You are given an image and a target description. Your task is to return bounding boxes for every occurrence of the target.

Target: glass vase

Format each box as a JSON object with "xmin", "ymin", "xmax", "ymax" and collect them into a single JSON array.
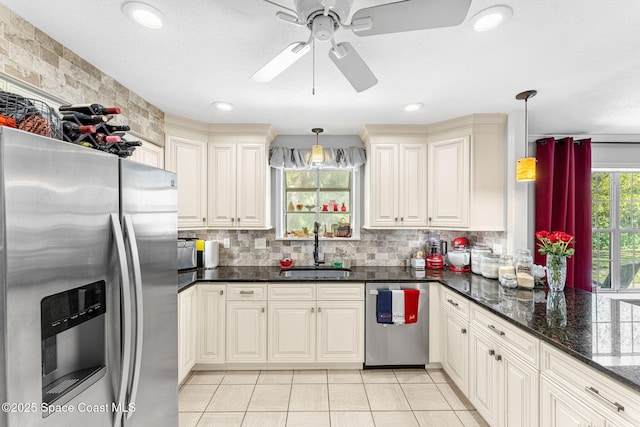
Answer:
[
  {"xmin": 546, "ymin": 255, "xmax": 567, "ymax": 292},
  {"xmin": 546, "ymin": 290, "xmax": 567, "ymax": 328}
]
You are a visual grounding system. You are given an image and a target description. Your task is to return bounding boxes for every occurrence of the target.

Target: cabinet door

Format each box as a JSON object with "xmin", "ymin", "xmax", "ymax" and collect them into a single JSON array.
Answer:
[
  {"xmin": 178, "ymin": 287, "xmax": 197, "ymax": 383},
  {"xmin": 207, "ymin": 143, "xmax": 237, "ymax": 228},
  {"xmin": 366, "ymin": 144, "xmax": 398, "ymax": 227},
  {"xmin": 197, "ymin": 285, "xmax": 225, "ymax": 363},
  {"xmin": 235, "ymin": 143, "xmax": 267, "ymax": 228},
  {"xmin": 427, "ymin": 136, "xmax": 470, "ymax": 228},
  {"xmin": 316, "ymin": 301, "xmax": 364, "ymax": 362},
  {"xmin": 540, "ymin": 376, "xmax": 605, "ymax": 427},
  {"xmin": 398, "ymin": 143, "xmax": 427, "ymax": 227},
  {"xmin": 165, "ymin": 135, "xmax": 208, "ymax": 228},
  {"xmin": 226, "ymin": 301, "xmax": 267, "ymax": 362},
  {"xmin": 500, "ymin": 349, "xmax": 539, "ymax": 427},
  {"xmin": 469, "ymin": 328, "xmax": 499, "ymax": 426},
  {"xmin": 268, "ymin": 301, "xmax": 316, "ymax": 362},
  {"xmin": 441, "ymin": 309, "xmax": 469, "ymax": 395},
  {"xmin": 129, "ymin": 139, "xmax": 164, "ymax": 169}
]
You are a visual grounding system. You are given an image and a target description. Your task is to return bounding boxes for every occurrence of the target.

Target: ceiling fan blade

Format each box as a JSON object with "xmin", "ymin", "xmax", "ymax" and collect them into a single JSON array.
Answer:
[
  {"xmin": 328, "ymin": 42, "xmax": 378, "ymax": 93},
  {"xmin": 351, "ymin": 0, "xmax": 472, "ymax": 37},
  {"xmin": 251, "ymin": 42, "xmax": 311, "ymax": 83}
]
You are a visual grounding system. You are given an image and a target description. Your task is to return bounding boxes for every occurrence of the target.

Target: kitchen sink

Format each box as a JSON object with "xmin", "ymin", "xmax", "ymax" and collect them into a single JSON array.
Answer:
[{"xmin": 280, "ymin": 267, "xmax": 352, "ymax": 279}]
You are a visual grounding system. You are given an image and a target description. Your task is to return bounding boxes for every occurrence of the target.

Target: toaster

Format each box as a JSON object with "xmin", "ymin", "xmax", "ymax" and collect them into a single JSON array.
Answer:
[{"xmin": 177, "ymin": 239, "xmax": 196, "ymax": 270}]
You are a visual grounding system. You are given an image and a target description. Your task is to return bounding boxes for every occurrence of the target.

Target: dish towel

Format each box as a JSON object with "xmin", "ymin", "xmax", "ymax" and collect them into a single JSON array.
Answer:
[
  {"xmin": 392, "ymin": 289, "xmax": 405, "ymax": 324},
  {"xmin": 376, "ymin": 289, "xmax": 393, "ymax": 324},
  {"xmin": 404, "ymin": 289, "xmax": 420, "ymax": 324}
]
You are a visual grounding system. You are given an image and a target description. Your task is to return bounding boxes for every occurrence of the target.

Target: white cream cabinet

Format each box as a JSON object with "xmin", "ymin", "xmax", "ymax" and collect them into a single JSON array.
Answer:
[
  {"xmin": 178, "ymin": 285, "xmax": 197, "ymax": 384},
  {"xmin": 197, "ymin": 284, "xmax": 226, "ymax": 364}
]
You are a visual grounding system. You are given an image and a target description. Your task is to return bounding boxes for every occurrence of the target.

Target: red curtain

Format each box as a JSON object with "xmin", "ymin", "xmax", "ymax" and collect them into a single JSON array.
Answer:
[{"xmin": 534, "ymin": 137, "xmax": 592, "ymax": 291}]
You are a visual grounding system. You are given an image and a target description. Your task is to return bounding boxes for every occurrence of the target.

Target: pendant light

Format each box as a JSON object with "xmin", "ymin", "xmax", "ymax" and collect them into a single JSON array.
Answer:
[
  {"xmin": 311, "ymin": 127, "xmax": 324, "ymax": 163},
  {"xmin": 515, "ymin": 90, "xmax": 538, "ymax": 182}
]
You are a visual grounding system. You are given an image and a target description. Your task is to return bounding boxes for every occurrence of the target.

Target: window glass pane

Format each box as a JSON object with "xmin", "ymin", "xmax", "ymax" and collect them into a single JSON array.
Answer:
[
  {"xmin": 620, "ymin": 322, "xmax": 632, "ymax": 353},
  {"xmin": 633, "ymin": 173, "xmax": 640, "ymax": 200},
  {"xmin": 593, "ymin": 202, "xmax": 610, "ymax": 228},
  {"xmin": 592, "ymin": 231, "xmax": 611, "ymax": 288},
  {"xmin": 619, "ymin": 233, "xmax": 640, "ymax": 289},
  {"xmin": 285, "ymin": 171, "xmax": 316, "ymax": 188},
  {"xmin": 592, "ymin": 172, "xmax": 610, "ymax": 200},
  {"xmin": 319, "ymin": 170, "xmax": 350, "ymax": 188}
]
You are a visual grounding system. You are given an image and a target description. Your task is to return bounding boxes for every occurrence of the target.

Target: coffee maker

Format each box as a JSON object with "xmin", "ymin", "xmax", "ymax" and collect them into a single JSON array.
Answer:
[{"xmin": 448, "ymin": 237, "xmax": 471, "ymax": 272}]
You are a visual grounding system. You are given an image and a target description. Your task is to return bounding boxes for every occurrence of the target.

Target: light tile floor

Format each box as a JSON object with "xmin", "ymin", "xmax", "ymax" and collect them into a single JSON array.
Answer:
[{"xmin": 179, "ymin": 369, "xmax": 489, "ymax": 427}]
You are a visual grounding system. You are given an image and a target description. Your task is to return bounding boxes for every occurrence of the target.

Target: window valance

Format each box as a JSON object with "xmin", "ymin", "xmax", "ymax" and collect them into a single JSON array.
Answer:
[{"xmin": 269, "ymin": 147, "xmax": 366, "ymax": 169}]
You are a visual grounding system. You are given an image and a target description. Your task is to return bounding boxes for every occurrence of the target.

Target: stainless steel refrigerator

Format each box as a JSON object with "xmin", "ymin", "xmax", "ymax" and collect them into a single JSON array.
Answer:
[{"xmin": 0, "ymin": 127, "xmax": 178, "ymax": 426}]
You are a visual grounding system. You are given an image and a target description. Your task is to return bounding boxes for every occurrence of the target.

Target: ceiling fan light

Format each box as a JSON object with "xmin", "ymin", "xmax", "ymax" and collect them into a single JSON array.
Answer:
[
  {"xmin": 403, "ymin": 103, "xmax": 424, "ymax": 112},
  {"xmin": 251, "ymin": 42, "xmax": 311, "ymax": 82},
  {"xmin": 122, "ymin": 2, "xmax": 165, "ymax": 29},
  {"xmin": 470, "ymin": 5, "xmax": 512, "ymax": 32}
]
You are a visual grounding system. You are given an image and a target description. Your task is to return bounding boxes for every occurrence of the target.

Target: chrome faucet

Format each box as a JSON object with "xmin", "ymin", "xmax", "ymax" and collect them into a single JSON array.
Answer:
[{"xmin": 313, "ymin": 221, "xmax": 324, "ymax": 267}]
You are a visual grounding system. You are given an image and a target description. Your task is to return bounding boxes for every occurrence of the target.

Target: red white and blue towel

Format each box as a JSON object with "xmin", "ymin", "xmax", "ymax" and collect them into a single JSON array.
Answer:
[{"xmin": 376, "ymin": 289, "xmax": 420, "ymax": 324}]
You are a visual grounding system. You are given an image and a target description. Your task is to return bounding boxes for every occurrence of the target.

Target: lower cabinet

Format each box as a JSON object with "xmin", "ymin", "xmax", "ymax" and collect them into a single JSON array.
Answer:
[
  {"xmin": 226, "ymin": 300, "xmax": 267, "ymax": 363},
  {"xmin": 267, "ymin": 283, "xmax": 364, "ymax": 364},
  {"xmin": 197, "ymin": 284, "xmax": 225, "ymax": 364},
  {"xmin": 467, "ymin": 305, "xmax": 539, "ymax": 427},
  {"xmin": 442, "ymin": 307, "xmax": 469, "ymax": 395},
  {"xmin": 540, "ymin": 376, "xmax": 606, "ymax": 427},
  {"xmin": 178, "ymin": 285, "xmax": 197, "ymax": 383}
]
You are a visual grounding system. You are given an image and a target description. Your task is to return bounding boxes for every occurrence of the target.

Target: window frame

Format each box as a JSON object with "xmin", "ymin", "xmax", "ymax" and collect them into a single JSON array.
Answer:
[{"xmin": 274, "ymin": 166, "xmax": 361, "ymax": 240}]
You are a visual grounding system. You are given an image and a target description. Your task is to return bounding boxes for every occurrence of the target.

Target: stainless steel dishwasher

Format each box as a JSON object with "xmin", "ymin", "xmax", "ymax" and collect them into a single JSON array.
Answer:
[{"xmin": 365, "ymin": 282, "xmax": 430, "ymax": 367}]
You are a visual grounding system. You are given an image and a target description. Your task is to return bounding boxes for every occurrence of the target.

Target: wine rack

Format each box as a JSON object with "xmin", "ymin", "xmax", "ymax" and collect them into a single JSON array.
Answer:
[{"xmin": 59, "ymin": 104, "xmax": 141, "ymax": 158}]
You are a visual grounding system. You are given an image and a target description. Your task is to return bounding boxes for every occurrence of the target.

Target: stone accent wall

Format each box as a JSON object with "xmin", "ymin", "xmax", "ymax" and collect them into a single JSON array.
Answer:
[
  {"xmin": 179, "ymin": 229, "xmax": 507, "ymax": 267},
  {"xmin": 0, "ymin": 4, "xmax": 164, "ymax": 145}
]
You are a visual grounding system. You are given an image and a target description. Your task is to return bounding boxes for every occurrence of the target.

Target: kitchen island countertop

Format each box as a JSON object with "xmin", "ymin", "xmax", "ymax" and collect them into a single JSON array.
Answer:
[{"xmin": 182, "ymin": 265, "xmax": 640, "ymax": 394}]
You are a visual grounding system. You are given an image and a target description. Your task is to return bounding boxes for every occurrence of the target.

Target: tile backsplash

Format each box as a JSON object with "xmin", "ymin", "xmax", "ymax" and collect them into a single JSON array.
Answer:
[{"xmin": 179, "ymin": 229, "xmax": 506, "ymax": 267}]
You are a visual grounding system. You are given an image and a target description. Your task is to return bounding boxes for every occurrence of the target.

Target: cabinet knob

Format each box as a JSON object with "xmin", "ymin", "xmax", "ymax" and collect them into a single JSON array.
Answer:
[
  {"xmin": 488, "ymin": 349, "xmax": 495, "ymax": 356},
  {"xmin": 231, "ymin": 218, "xmax": 235, "ymax": 223},
  {"xmin": 461, "ymin": 328, "xmax": 467, "ymax": 334},
  {"xmin": 318, "ymin": 307, "xmax": 322, "ymax": 313},
  {"xmin": 400, "ymin": 217, "xmax": 404, "ymax": 222},
  {"xmin": 394, "ymin": 217, "xmax": 398, "ymax": 222},
  {"xmin": 237, "ymin": 218, "xmax": 240, "ymax": 223},
  {"xmin": 311, "ymin": 307, "xmax": 315, "ymax": 313},
  {"xmin": 495, "ymin": 354, "xmax": 502, "ymax": 362},
  {"xmin": 202, "ymin": 217, "xmax": 206, "ymax": 223},
  {"xmin": 219, "ymin": 290, "xmax": 223, "ymax": 296},
  {"xmin": 261, "ymin": 307, "xmax": 265, "ymax": 313}
]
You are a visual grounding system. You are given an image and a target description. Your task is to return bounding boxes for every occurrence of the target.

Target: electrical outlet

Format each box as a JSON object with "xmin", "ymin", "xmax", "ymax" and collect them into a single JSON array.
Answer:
[
  {"xmin": 223, "ymin": 237, "xmax": 230, "ymax": 249},
  {"xmin": 492, "ymin": 243, "xmax": 503, "ymax": 255},
  {"xmin": 255, "ymin": 237, "xmax": 266, "ymax": 250}
]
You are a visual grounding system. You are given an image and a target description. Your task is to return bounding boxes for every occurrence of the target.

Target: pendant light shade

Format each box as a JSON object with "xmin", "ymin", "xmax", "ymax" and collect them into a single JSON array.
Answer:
[
  {"xmin": 516, "ymin": 157, "xmax": 536, "ymax": 181},
  {"xmin": 515, "ymin": 90, "xmax": 538, "ymax": 182},
  {"xmin": 311, "ymin": 127, "xmax": 324, "ymax": 163}
]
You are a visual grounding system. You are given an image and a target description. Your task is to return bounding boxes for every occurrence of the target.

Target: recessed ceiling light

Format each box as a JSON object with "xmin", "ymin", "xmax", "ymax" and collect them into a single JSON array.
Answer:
[
  {"xmin": 470, "ymin": 5, "xmax": 513, "ymax": 32},
  {"xmin": 122, "ymin": 2, "xmax": 165, "ymax": 29},
  {"xmin": 212, "ymin": 101, "xmax": 234, "ymax": 111},
  {"xmin": 403, "ymin": 103, "xmax": 424, "ymax": 112}
]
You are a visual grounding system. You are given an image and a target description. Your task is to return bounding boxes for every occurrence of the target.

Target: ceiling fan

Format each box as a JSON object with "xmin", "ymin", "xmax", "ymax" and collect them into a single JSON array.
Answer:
[{"xmin": 251, "ymin": 0, "xmax": 472, "ymax": 92}]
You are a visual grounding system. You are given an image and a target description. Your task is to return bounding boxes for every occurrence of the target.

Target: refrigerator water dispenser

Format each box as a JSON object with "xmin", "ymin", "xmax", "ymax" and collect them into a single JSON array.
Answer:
[{"xmin": 41, "ymin": 281, "xmax": 107, "ymax": 412}]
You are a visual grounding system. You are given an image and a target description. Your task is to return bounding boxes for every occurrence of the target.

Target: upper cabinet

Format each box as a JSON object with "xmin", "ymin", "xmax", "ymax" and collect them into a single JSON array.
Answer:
[
  {"xmin": 129, "ymin": 138, "xmax": 165, "ymax": 169},
  {"xmin": 208, "ymin": 126, "xmax": 274, "ymax": 229},
  {"xmin": 360, "ymin": 114, "xmax": 506, "ymax": 231},
  {"xmin": 165, "ymin": 116, "xmax": 209, "ymax": 229},
  {"xmin": 360, "ymin": 126, "xmax": 428, "ymax": 229},
  {"xmin": 165, "ymin": 116, "xmax": 275, "ymax": 230},
  {"xmin": 427, "ymin": 114, "xmax": 506, "ymax": 231}
]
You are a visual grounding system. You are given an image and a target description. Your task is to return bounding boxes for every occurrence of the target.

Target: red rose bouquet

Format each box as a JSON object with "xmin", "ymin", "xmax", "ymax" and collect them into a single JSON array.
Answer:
[{"xmin": 535, "ymin": 231, "xmax": 575, "ymax": 258}]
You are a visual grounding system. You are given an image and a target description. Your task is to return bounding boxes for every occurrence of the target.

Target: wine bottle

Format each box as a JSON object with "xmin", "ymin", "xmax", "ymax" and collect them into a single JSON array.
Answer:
[
  {"xmin": 101, "ymin": 124, "xmax": 131, "ymax": 133},
  {"xmin": 61, "ymin": 111, "xmax": 110, "ymax": 125},
  {"xmin": 59, "ymin": 103, "xmax": 121, "ymax": 115},
  {"xmin": 94, "ymin": 133, "xmax": 121, "ymax": 145},
  {"xmin": 62, "ymin": 122, "xmax": 96, "ymax": 141}
]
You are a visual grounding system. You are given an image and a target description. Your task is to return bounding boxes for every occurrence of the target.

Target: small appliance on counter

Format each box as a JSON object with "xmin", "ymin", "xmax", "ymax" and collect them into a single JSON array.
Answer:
[
  {"xmin": 177, "ymin": 239, "xmax": 196, "ymax": 271},
  {"xmin": 410, "ymin": 249, "xmax": 425, "ymax": 270},
  {"xmin": 448, "ymin": 237, "xmax": 471, "ymax": 272},
  {"xmin": 426, "ymin": 240, "xmax": 445, "ymax": 270}
]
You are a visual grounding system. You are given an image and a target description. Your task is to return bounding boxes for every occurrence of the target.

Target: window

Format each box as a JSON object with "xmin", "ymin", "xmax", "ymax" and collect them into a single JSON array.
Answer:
[
  {"xmin": 592, "ymin": 171, "xmax": 640, "ymax": 291},
  {"xmin": 276, "ymin": 168, "xmax": 359, "ymax": 239}
]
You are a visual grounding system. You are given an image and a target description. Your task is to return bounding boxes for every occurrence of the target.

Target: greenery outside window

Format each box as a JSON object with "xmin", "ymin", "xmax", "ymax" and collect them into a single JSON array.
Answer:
[
  {"xmin": 276, "ymin": 168, "xmax": 359, "ymax": 239},
  {"xmin": 592, "ymin": 170, "xmax": 640, "ymax": 291}
]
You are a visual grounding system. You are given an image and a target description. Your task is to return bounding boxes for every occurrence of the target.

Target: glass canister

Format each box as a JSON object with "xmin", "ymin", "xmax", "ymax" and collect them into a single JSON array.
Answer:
[
  {"xmin": 471, "ymin": 244, "xmax": 492, "ymax": 275},
  {"xmin": 515, "ymin": 249, "xmax": 534, "ymax": 288},
  {"xmin": 498, "ymin": 255, "xmax": 516, "ymax": 285},
  {"xmin": 481, "ymin": 253, "xmax": 500, "ymax": 279}
]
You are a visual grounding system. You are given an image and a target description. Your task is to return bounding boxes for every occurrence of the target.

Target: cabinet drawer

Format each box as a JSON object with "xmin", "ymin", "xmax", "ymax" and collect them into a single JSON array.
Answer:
[
  {"xmin": 227, "ymin": 283, "xmax": 267, "ymax": 300},
  {"xmin": 441, "ymin": 288, "xmax": 470, "ymax": 320},
  {"xmin": 317, "ymin": 283, "xmax": 364, "ymax": 300},
  {"xmin": 470, "ymin": 304, "xmax": 539, "ymax": 367},
  {"xmin": 268, "ymin": 283, "xmax": 316, "ymax": 300},
  {"xmin": 541, "ymin": 343, "xmax": 640, "ymax": 424}
]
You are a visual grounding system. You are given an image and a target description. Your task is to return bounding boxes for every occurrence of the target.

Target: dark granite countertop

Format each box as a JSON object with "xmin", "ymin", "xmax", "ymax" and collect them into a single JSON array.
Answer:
[{"xmin": 180, "ymin": 265, "xmax": 640, "ymax": 394}]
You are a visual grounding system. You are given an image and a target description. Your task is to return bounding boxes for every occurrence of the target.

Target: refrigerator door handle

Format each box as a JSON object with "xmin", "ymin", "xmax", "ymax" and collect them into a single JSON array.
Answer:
[
  {"xmin": 123, "ymin": 214, "xmax": 144, "ymax": 420},
  {"xmin": 111, "ymin": 213, "xmax": 133, "ymax": 427}
]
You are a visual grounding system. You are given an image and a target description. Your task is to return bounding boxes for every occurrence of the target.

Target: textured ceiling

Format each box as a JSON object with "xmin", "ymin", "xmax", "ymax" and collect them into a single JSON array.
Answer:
[{"xmin": 2, "ymin": 0, "xmax": 640, "ymax": 138}]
